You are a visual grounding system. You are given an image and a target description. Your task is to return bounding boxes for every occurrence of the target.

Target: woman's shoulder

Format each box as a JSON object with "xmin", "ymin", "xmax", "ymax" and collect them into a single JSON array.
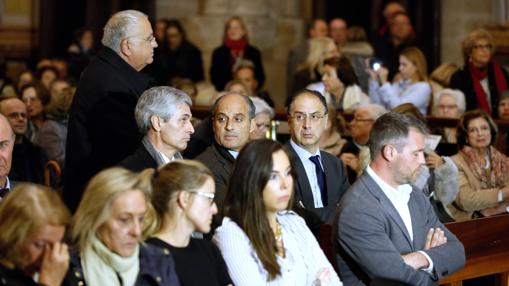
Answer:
[{"xmin": 276, "ymin": 211, "xmax": 306, "ymax": 227}]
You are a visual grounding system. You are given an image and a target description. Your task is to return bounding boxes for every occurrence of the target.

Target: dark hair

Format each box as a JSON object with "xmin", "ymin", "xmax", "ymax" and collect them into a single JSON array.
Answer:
[
  {"xmin": 166, "ymin": 19, "xmax": 187, "ymax": 40},
  {"xmin": 212, "ymin": 92, "xmax": 255, "ymax": 119},
  {"xmin": 287, "ymin": 89, "xmax": 328, "ymax": 115},
  {"xmin": 35, "ymin": 65, "xmax": 60, "ymax": 80},
  {"xmin": 323, "ymin": 57, "xmax": 359, "ymax": 87},
  {"xmin": 224, "ymin": 139, "xmax": 295, "ymax": 280},
  {"xmin": 456, "ymin": 109, "xmax": 498, "ymax": 149},
  {"xmin": 369, "ymin": 112, "xmax": 428, "ymax": 160},
  {"xmin": 73, "ymin": 27, "xmax": 93, "ymax": 44},
  {"xmin": 19, "ymin": 81, "xmax": 51, "ymax": 106}
]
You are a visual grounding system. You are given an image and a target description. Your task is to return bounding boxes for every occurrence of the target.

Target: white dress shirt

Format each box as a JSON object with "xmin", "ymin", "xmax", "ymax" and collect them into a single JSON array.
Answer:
[{"xmin": 290, "ymin": 139, "xmax": 324, "ymax": 207}]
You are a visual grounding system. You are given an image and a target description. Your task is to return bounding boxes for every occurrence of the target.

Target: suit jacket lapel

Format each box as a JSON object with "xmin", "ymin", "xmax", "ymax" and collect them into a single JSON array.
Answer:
[
  {"xmin": 409, "ymin": 189, "xmax": 424, "ymax": 250},
  {"xmin": 320, "ymin": 151, "xmax": 334, "ymax": 206},
  {"xmin": 361, "ymin": 174, "xmax": 413, "ymax": 246},
  {"xmin": 286, "ymin": 143, "xmax": 314, "ymax": 208}
]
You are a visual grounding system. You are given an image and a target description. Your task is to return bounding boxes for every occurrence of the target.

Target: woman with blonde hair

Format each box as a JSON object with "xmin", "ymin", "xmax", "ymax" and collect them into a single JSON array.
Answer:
[
  {"xmin": 210, "ymin": 16, "xmax": 265, "ymax": 92},
  {"xmin": 288, "ymin": 37, "xmax": 339, "ymax": 102},
  {"xmin": 146, "ymin": 160, "xmax": 232, "ymax": 286},
  {"xmin": 65, "ymin": 167, "xmax": 180, "ymax": 286},
  {"xmin": 450, "ymin": 29, "xmax": 509, "ymax": 117},
  {"xmin": 368, "ymin": 46, "xmax": 431, "ymax": 115},
  {"xmin": 0, "ymin": 184, "xmax": 70, "ymax": 285}
]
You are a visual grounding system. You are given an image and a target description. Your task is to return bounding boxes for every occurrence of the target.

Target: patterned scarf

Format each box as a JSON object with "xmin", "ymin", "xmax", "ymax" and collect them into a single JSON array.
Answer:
[{"xmin": 460, "ymin": 145, "xmax": 509, "ymax": 188}]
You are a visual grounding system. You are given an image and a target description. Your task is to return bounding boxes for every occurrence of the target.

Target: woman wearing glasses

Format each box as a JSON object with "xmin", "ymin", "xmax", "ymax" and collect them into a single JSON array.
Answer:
[
  {"xmin": 146, "ymin": 160, "xmax": 232, "ymax": 286},
  {"xmin": 214, "ymin": 139, "xmax": 342, "ymax": 286},
  {"xmin": 450, "ymin": 29, "xmax": 509, "ymax": 117}
]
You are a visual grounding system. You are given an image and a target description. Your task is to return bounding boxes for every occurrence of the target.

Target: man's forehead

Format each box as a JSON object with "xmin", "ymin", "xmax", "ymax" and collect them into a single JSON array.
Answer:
[
  {"xmin": 217, "ymin": 95, "xmax": 249, "ymax": 114},
  {"xmin": 291, "ymin": 94, "xmax": 325, "ymax": 112}
]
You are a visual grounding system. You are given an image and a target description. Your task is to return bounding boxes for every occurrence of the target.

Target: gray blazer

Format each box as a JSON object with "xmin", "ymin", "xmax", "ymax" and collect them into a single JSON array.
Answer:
[{"xmin": 336, "ymin": 171, "xmax": 465, "ymax": 286}]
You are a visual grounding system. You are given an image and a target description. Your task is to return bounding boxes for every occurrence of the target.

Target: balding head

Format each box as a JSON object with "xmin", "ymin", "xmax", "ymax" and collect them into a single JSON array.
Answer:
[
  {"xmin": 0, "ymin": 98, "xmax": 28, "ymax": 137},
  {"xmin": 0, "ymin": 113, "xmax": 14, "ymax": 187}
]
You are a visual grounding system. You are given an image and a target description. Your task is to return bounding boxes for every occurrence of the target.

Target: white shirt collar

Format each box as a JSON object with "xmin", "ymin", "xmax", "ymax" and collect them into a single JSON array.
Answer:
[
  {"xmin": 290, "ymin": 139, "xmax": 321, "ymax": 159},
  {"xmin": 228, "ymin": 150, "xmax": 239, "ymax": 159}
]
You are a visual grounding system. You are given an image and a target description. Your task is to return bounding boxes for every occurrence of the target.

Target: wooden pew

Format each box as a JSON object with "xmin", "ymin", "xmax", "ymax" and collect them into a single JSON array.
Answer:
[{"xmin": 439, "ymin": 214, "xmax": 509, "ymax": 286}]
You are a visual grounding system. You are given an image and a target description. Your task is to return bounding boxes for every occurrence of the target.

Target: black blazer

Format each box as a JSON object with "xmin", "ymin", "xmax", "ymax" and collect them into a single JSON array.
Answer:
[
  {"xmin": 64, "ymin": 47, "xmax": 154, "ymax": 212},
  {"xmin": 450, "ymin": 62, "xmax": 509, "ymax": 118},
  {"xmin": 119, "ymin": 143, "xmax": 158, "ymax": 172},
  {"xmin": 285, "ymin": 142, "xmax": 350, "ymax": 234},
  {"xmin": 210, "ymin": 44, "xmax": 265, "ymax": 91}
]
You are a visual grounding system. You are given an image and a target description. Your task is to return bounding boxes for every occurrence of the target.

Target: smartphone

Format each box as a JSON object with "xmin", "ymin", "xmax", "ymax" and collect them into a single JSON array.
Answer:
[{"xmin": 369, "ymin": 58, "xmax": 382, "ymax": 71}]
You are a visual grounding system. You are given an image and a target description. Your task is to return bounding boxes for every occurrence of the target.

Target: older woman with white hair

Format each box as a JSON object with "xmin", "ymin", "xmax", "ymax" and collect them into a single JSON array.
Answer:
[
  {"xmin": 249, "ymin": 96, "xmax": 275, "ymax": 140},
  {"xmin": 432, "ymin": 88, "xmax": 466, "ymax": 143},
  {"xmin": 64, "ymin": 167, "xmax": 180, "ymax": 286}
]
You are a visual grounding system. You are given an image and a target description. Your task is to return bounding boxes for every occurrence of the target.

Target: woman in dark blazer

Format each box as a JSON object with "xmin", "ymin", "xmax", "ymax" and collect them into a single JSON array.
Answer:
[{"xmin": 210, "ymin": 16, "xmax": 265, "ymax": 91}]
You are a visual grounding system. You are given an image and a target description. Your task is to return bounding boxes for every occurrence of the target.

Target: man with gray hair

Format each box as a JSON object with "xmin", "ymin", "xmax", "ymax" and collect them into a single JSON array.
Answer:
[
  {"xmin": 336, "ymin": 112, "xmax": 465, "ymax": 285},
  {"xmin": 120, "ymin": 86, "xmax": 194, "ymax": 171},
  {"xmin": 65, "ymin": 10, "xmax": 158, "ymax": 212}
]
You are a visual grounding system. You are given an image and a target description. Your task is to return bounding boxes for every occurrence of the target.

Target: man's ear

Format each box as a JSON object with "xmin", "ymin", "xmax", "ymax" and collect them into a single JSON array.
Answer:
[
  {"xmin": 381, "ymin": 145, "xmax": 395, "ymax": 162},
  {"xmin": 249, "ymin": 117, "xmax": 256, "ymax": 133},
  {"xmin": 120, "ymin": 38, "xmax": 132, "ymax": 58},
  {"xmin": 150, "ymin": 115, "xmax": 161, "ymax": 132}
]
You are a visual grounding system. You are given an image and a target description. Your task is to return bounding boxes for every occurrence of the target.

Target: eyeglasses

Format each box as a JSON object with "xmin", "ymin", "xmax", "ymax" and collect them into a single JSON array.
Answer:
[
  {"xmin": 128, "ymin": 34, "xmax": 156, "ymax": 43},
  {"xmin": 288, "ymin": 112, "xmax": 326, "ymax": 123},
  {"xmin": 472, "ymin": 44, "xmax": 492, "ymax": 50},
  {"xmin": 187, "ymin": 190, "xmax": 215, "ymax": 205},
  {"xmin": 351, "ymin": 117, "xmax": 373, "ymax": 123}
]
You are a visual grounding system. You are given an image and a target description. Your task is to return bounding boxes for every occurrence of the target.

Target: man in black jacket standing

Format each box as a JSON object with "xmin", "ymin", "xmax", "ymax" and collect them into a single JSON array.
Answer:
[{"xmin": 64, "ymin": 10, "xmax": 157, "ymax": 212}]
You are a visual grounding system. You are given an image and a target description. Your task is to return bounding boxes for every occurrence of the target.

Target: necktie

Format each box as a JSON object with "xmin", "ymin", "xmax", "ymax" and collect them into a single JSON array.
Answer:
[{"xmin": 309, "ymin": 155, "xmax": 327, "ymax": 206}]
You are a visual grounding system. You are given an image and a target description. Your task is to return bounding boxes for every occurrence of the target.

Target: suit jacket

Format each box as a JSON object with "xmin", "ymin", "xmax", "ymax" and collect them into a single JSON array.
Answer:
[
  {"xmin": 118, "ymin": 143, "xmax": 158, "ymax": 172},
  {"xmin": 64, "ymin": 47, "xmax": 154, "ymax": 212},
  {"xmin": 10, "ymin": 136, "xmax": 47, "ymax": 184},
  {"xmin": 286, "ymin": 142, "xmax": 350, "ymax": 235},
  {"xmin": 196, "ymin": 142, "xmax": 235, "ymax": 212},
  {"xmin": 210, "ymin": 45, "xmax": 265, "ymax": 91},
  {"xmin": 336, "ymin": 171, "xmax": 465, "ymax": 286}
]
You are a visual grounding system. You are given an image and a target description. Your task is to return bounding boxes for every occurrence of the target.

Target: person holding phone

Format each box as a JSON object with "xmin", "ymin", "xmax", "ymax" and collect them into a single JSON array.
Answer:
[{"xmin": 368, "ymin": 47, "xmax": 431, "ymax": 115}]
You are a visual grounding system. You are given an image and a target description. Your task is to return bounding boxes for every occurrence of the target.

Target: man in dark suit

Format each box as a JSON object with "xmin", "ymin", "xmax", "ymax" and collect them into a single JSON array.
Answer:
[
  {"xmin": 64, "ymin": 10, "xmax": 158, "ymax": 212},
  {"xmin": 336, "ymin": 112, "xmax": 465, "ymax": 285},
  {"xmin": 196, "ymin": 92, "xmax": 255, "ymax": 213},
  {"xmin": 120, "ymin": 86, "xmax": 194, "ymax": 171},
  {"xmin": 285, "ymin": 89, "xmax": 350, "ymax": 234}
]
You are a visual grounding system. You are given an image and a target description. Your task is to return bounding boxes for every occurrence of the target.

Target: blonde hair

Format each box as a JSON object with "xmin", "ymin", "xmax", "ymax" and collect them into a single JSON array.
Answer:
[
  {"xmin": 298, "ymin": 37, "xmax": 336, "ymax": 80},
  {"xmin": 0, "ymin": 184, "xmax": 70, "ymax": 268},
  {"xmin": 430, "ymin": 63, "xmax": 459, "ymax": 88},
  {"xmin": 70, "ymin": 167, "xmax": 155, "ymax": 253},
  {"xmin": 150, "ymin": 160, "xmax": 213, "ymax": 232},
  {"xmin": 462, "ymin": 29, "xmax": 494, "ymax": 62},
  {"xmin": 45, "ymin": 87, "xmax": 76, "ymax": 118},
  {"xmin": 400, "ymin": 47, "xmax": 428, "ymax": 82}
]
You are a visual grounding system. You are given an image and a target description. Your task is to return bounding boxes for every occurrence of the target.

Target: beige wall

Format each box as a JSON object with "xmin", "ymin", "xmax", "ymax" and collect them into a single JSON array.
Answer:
[
  {"xmin": 156, "ymin": 0, "xmax": 307, "ymax": 107},
  {"xmin": 440, "ymin": 0, "xmax": 493, "ymax": 66}
]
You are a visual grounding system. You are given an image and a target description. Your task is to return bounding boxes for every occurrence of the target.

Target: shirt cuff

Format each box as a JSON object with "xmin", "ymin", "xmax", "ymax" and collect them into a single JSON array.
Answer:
[{"xmin": 418, "ymin": 251, "xmax": 434, "ymax": 273}]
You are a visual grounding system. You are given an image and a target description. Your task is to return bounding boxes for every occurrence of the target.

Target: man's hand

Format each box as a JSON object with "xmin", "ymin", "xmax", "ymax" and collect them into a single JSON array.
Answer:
[
  {"xmin": 401, "ymin": 252, "xmax": 429, "ymax": 270},
  {"xmin": 424, "ymin": 228, "xmax": 447, "ymax": 250},
  {"xmin": 38, "ymin": 242, "xmax": 70, "ymax": 286}
]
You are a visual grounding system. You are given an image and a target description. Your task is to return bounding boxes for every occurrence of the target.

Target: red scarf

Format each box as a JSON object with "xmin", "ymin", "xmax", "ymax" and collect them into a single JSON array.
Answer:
[
  {"xmin": 224, "ymin": 37, "xmax": 247, "ymax": 59},
  {"xmin": 468, "ymin": 60, "xmax": 508, "ymax": 113}
]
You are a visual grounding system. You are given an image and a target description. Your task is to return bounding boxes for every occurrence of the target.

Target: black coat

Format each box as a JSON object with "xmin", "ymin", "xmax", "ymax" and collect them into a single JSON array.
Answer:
[
  {"xmin": 450, "ymin": 62, "xmax": 509, "ymax": 118},
  {"xmin": 119, "ymin": 143, "xmax": 158, "ymax": 172},
  {"xmin": 63, "ymin": 244, "xmax": 181, "ymax": 286},
  {"xmin": 147, "ymin": 41, "xmax": 204, "ymax": 85},
  {"xmin": 0, "ymin": 263, "xmax": 39, "ymax": 286},
  {"xmin": 286, "ymin": 142, "xmax": 350, "ymax": 236},
  {"xmin": 210, "ymin": 45, "xmax": 265, "ymax": 91},
  {"xmin": 64, "ymin": 47, "xmax": 154, "ymax": 212},
  {"xmin": 10, "ymin": 136, "xmax": 46, "ymax": 184}
]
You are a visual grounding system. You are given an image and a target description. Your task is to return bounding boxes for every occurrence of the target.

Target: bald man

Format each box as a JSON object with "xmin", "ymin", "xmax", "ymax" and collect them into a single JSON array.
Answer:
[{"xmin": 0, "ymin": 113, "xmax": 15, "ymax": 198}]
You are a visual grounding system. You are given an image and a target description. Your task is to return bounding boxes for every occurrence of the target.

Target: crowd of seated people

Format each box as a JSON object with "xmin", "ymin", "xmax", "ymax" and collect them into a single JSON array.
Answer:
[{"xmin": 3, "ymin": 3, "xmax": 509, "ymax": 285}]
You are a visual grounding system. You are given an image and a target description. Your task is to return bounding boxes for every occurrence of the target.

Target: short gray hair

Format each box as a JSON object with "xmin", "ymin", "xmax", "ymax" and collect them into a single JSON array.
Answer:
[
  {"xmin": 250, "ymin": 96, "xmax": 274, "ymax": 118},
  {"xmin": 101, "ymin": 10, "xmax": 148, "ymax": 54},
  {"xmin": 356, "ymin": 103, "xmax": 387, "ymax": 121},
  {"xmin": 433, "ymin": 88, "xmax": 466, "ymax": 116},
  {"xmin": 135, "ymin": 86, "xmax": 192, "ymax": 134}
]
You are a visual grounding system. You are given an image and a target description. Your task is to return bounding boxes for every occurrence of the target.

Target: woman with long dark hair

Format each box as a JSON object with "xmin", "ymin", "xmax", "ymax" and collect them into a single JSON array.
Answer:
[{"xmin": 214, "ymin": 139, "xmax": 341, "ymax": 285}]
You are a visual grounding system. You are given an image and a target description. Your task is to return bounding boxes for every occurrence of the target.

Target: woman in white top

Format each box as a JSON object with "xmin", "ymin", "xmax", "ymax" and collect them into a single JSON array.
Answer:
[
  {"xmin": 322, "ymin": 56, "xmax": 370, "ymax": 111},
  {"xmin": 368, "ymin": 46, "xmax": 431, "ymax": 115},
  {"xmin": 214, "ymin": 139, "xmax": 342, "ymax": 286}
]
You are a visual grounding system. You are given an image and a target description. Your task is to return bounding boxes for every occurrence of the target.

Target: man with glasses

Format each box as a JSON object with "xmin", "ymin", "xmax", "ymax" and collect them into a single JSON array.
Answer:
[
  {"xmin": 340, "ymin": 104, "xmax": 387, "ymax": 183},
  {"xmin": 196, "ymin": 92, "xmax": 255, "ymax": 219},
  {"xmin": 65, "ymin": 10, "xmax": 158, "ymax": 212},
  {"xmin": 120, "ymin": 86, "xmax": 194, "ymax": 171},
  {"xmin": 286, "ymin": 89, "xmax": 350, "ymax": 235}
]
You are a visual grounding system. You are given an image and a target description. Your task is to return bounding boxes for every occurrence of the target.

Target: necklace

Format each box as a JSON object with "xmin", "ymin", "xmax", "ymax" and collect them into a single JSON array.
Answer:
[{"xmin": 274, "ymin": 220, "xmax": 285, "ymax": 257}]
